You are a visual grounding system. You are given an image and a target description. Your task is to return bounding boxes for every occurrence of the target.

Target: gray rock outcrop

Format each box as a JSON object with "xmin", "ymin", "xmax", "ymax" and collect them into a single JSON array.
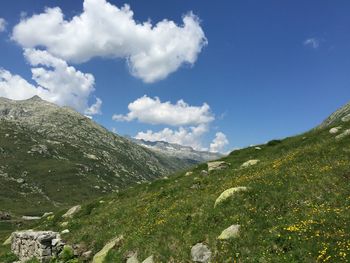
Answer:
[
  {"xmin": 62, "ymin": 205, "xmax": 81, "ymax": 218},
  {"xmin": 218, "ymin": 224, "xmax": 240, "ymax": 240},
  {"xmin": 207, "ymin": 161, "xmax": 230, "ymax": 172},
  {"xmin": 191, "ymin": 243, "xmax": 211, "ymax": 263},
  {"xmin": 11, "ymin": 231, "xmax": 64, "ymax": 262}
]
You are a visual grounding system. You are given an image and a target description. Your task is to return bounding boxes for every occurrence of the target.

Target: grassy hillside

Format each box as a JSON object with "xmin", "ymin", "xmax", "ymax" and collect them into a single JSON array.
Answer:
[{"xmin": 2, "ymin": 117, "xmax": 349, "ymax": 262}]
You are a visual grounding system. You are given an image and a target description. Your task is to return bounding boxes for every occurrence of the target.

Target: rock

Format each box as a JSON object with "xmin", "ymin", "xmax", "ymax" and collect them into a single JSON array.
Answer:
[
  {"xmin": 218, "ymin": 224, "xmax": 240, "ymax": 240},
  {"xmin": 200, "ymin": 170, "xmax": 208, "ymax": 176},
  {"xmin": 62, "ymin": 205, "xmax": 81, "ymax": 218},
  {"xmin": 0, "ymin": 211, "xmax": 11, "ymax": 220},
  {"xmin": 191, "ymin": 243, "xmax": 211, "ymax": 263},
  {"xmin": 241, "ymin": 159, "xmax": 259, "ymax": 168},
  {"xmin": 61, "ymin": 221, "xmax": 69, "ymax": 227},
  {"xmin": 142, "ymin": 255, "xmax": 154, "ymax": 263},
  {"xmin": 335, "ymin": 129, "xmax": 350, "ymax": 140},
  {"xmin": 329, "ymin": 127, "xmax": 341, "ymax": 134},
  {"xmin": 126, "ymin": 252, "xmax": 139, "ymax": 263},
  {"xmin": 92, "ymin": 235, "xmax": 124, "ymax": 263},
  {"xmin": 61, "ymin": 229, "xmax": 70, "ymax": 234},
  {"xmin": 16, "ymin": 178, "xmax": 25, "ymax": 184},
  {"xmin": 341, "ymin": 114, "xmax": 350, "ymax": 122},
  {"xmin": 11, "ymin": 231, "xmax": 64, "ymax": 262},
  {"xmin": 42, "ymin": 212, "xmax": 53, "ymax": 218},
  {"xmin": 185, "ymin": 171, "xmax": 193, "ymax": 176},
  {"xmin": 255, "ymin": 146, "xmax": 262, "ymax": 150},
  {"xmin": 207, "ymin": 161, "xmax": 230, "ymax": 172},
  {"xmin": 82, "ymin": 250, "xmax": 93, "ymax": 259},
  {"xmin": 214, "ymin": 187, "xmax": 248, "ymax": 207},
  {"xmin": 22, "ymin": 216, "xmax": 41, "ymax": 220}
]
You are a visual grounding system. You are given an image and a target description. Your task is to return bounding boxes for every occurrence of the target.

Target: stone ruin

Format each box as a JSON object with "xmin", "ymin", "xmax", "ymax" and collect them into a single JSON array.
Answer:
[{"xmin": 11, "ymin": 231, "xmax": 65, "ymax": 262}]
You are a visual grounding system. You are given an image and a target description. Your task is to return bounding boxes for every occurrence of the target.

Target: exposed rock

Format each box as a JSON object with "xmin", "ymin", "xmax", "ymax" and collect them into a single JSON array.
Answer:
[
  {"xmin": 16, "ymin": 178, "xmax": 25, "ymax": 184},
  {"xmin": 214, "ymin": 187, "xmax": 248, "ymax": 207},
  {"xmin": 335, "ymin": 129, "xmax": 350, "ymax": 140},
  {"xmin": 218, "ymin": 224, "xmax": 240, "ymax": 240},
  {"xmin": 82, "ymin": 250, "xmax": 93, "ymax": 259},
  {"xmin": 185, "ymin": 171, "xmax": 193, "ymax": 176},
  {"xmin": 200, "ymin": 170, "xmax": 208, "ymax": 176},
  {"xmin": 22, "ymin": 216, "xmax": 41, "ymax": 220},
  {"xmin": 61, "ymin": 229, "xmax": 70, "ymax": 234},
  {"xmin": 92, "ymin": 235, "xmax": 124, "ymax": 263},
  {"xmin": 11, "ymin": 231, "xmax": 64, "ymax": 263},
  {"xmin": 342, "ymin": 114, "xmax": 350, "ymax": 122},
  {"xmin": 3, "ymin": 235, "xmax": 11, "ymax": 245},
  {"xmin": 60, "ymin": 221, "xmax": 69, "ymax": 227},
  {"xmin": 241, "ymin": 159, "xmax": 259, "ymax": 168},
  {"xmin": 255, "ymin": 146, "xmax": 262, "ymax": 150},
  {"xmin": 62, "ymin": 205, "xmax": 81, "ymax": 218},
  {"xmin": 207, "ymin": 161, "xmax": 230, "ymax": 172},
  {"xmin": 42, "ymin": 212, "xmax": 53, "ymax": 218},
  {"xmin": 126, "ymin": 252, "xmax": 139, "ymax": 263},
  {"xmin": 329, "ymin": 127, "xmax": 341, "ymax": 134},
  {"xmin": 0, "ymin": 211, "xmax": 11, "ymax": 220},
  {"xmin": 191, "ymin": 243, "xmax": 211, "ymax": 263},
  {"xmin": 142, "ymin": 255, "xmax": 154, "ymax": 263}
]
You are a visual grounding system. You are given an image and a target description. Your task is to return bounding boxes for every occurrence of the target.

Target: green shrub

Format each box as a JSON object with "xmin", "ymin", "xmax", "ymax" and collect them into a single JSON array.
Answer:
[{"xmin": 0, "ymin": 252, "xmax": 18, "ymax": 263}]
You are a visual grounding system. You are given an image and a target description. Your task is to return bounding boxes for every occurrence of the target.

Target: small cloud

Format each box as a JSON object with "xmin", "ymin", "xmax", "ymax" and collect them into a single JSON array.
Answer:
[
  {"xmin": 0, "ymin": 18, "xmax": 7, "ymax": 32},
  {"xmin": 303, "ymin": 38, "xmax": 320, "ymax": 49},
  {"xmin": 85, "ymin": 98, "xmax": 102, "ymax": 115},
  {"xmin": 209, "ymin": 132, "xmax": 229, "ymax": 153}
]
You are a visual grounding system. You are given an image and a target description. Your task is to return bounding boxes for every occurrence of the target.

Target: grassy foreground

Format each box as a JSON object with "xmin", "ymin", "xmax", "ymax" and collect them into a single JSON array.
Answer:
[{"xmin": 1, "ymin": 120, "xmax": 350, "ymax": 262}]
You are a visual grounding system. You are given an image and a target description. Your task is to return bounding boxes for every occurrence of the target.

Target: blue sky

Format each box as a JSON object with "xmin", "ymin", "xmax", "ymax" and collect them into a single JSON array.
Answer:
[{"xmin": 0, "ymin": 0, "xmax": 349, "ymax": 152}]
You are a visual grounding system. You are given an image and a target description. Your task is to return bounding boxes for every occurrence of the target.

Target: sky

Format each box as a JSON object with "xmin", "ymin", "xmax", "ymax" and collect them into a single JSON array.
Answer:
[{"xmin": 0, "ymin": 0, "xmax": 349, "ymax": 153}]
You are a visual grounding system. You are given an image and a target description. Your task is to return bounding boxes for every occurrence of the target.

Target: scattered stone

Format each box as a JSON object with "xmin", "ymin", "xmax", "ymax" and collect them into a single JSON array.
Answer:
[
  {"xmin": 185, "ymin": 171, "xmax": 193, "ymax": 176},
  {"xmin": 191, "ymin": 243, "xmax": 211, "ymax": 263},
  {"xmin": 142, "ymin": 255, "xmax": 154, "ymax": 263},
  {"xmin": 200, "ymin": 170, "xmax": 208, "ymax": 176},
  {"xmin": 329, "ymin": 127, "xmax": 341, "ymax": 134},
  {"xmin": 82, "ymin": 250, "xmax": 93, "ymax": 259},
  {"xmin": 0, "ymin": 211, "xmax": 11, "ymax": 220},
  {"xmin": 335, "ymin": 129, "xmax": 350, "ymax": 140},
  {"xmin": 11, "ymin": 231, "xmax": 64, "ymax": 263},
  {"xmin": 218, "ymin": 224, "xmax": 240, "ymax": 240},
  {"xmin": 16, "ymin": 178, "xmax": 25, "ymax": 184},
  {"xmin": 341, "ymin": 114, "xmax": 350, "ymax": 122},
  {"xmin": 92, "ymin": 235, "xmax": 124, "ymax": 263},
  {"xmin": 62, "ymin": 205, "xmax": 81, "ymax": 218},
  {"xmin": 255, "ymin": 146, "xmax": 262, "ymax": 150},
  {"xmin": 126, "ymin": 252, "xmax": 139, "ymax": 263},
  {"xmin": 42, "ymin": 212, "xmax": 53, "ymax": 218},
  {"xmin": 22, "ymin": 216, "xmax": 41, "ymax": 220},
  {"xmin": 207, "ymin": 161, "xmax": 230, "ymax": 172},
  {"xmin": 241, "ymin": 159, "xmax": 259, "ymax": 168},
  {"xmin": 61, "ymin": 221, "xmax": 69, "ymax": 227},
  {"xmin": 86, "ymin": 153, "xmax": 99, "ymax": 160},
  {"xmin": 214, "ymin": 187, "xmax": 248, "ymax": 207},
  {"xmin": 61, "ymin": 229, "xmax": 70, "ymax": 234}
]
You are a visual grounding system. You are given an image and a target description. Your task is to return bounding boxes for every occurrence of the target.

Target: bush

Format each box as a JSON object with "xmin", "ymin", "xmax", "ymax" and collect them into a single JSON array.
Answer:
[
  {"xmin": 267, "ymin": 139, "xmax": 282, "ymax": 146},
  {"xmin": 0, "ymin": 252, "xmax": 18, "ymax": 263}
]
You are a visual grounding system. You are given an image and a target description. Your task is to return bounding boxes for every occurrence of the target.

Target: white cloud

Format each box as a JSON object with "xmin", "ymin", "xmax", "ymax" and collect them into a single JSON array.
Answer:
[
  {"xmin": 12, "ymin": 0, "xmax": 207, "ymax": 83},
  {"xmin": 135, "ymin": 124, "xmax": 209, "ymax": 151},
  {"xmin": 0, "ymin": 49, "xmax": 101, "ymax": 114},
  {"xmin": 112, "ymin": 95, "xmax": 214, "ymax": 126},
  {"xmin": 304, "ymin": 38, "xmax": 320, "ymax": 49},
  {"xmin": 209, "ymin": 132, "xmax": 229, "ymax": 153},
  {"xmin": 0, "ymin": 18, "xmax": 6, "ymax": 32},
  {"xmin": 85, "ymin": 97, "xmax": 102, "ymax": 115}
]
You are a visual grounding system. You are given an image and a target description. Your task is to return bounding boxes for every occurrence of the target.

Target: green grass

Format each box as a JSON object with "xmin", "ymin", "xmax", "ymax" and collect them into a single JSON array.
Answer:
[{"xmin": 2, "ymin": 120, "xmax": 347, "ymax": 262}]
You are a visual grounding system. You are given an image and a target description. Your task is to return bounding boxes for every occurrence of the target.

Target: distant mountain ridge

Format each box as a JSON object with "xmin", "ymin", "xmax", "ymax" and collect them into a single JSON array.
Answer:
[
  {"xmin": 0, "ymin": 96, "xmax": 191, "ymax": 214},
  {"xmin": 128, "ymin": 137, "xmax": 223, "ymax": 164}
]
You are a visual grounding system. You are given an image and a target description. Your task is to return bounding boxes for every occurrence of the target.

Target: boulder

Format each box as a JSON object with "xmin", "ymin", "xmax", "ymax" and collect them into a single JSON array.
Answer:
[
  {"xmin": 185, "ymin": 171, "xmax": 193, "ymax": 176},
  {"xmin": 42, "ymin": 212, "xmax": 53, "ymax": 218},
  {"xmin": 200, "ymin": 170, "xmax": 208, "ymax": 176},
  {"xmin": 241, "ymin": 159, "xmax": 259, "ymax": 168},
  {"xmin": 61, "ymin": 229, "xmax": 70, "ymax": 234},
  {"xmin": 0, "ymin": 211, "xmax": 11, "ymax": 220},
  {"xmin": 218, "ymin": 224, "xmax": 240, "ymax": 240},
  {"xmin": 62, "ymin": 205, "xmax": 81, "ymax": 218},
  {"xmin": 207, "ymin": 161, "xmax": 230, "ymax": 172},
  {"xmin": 3, "ymin": 235, "xmax": 11, "ymax": 245},
  {"xmin": 255, "ymin": 147, "xmax": 262, "ymax": 150},
  {"xmin": 329, "ymin": 127, "xmax": 341, "ymax": 134},
  {"xmin": 191, "ymin": 243, "xmax": 211, "ymax": 263},
  {"xmin": 142, "ymin": 255, "xmax": 154, "ymax": 263},
  {"xmin": 92, "ymin": 235, "xmax": 124, "ymax": 263},
  {"xmin": 126, "ymin": 252, "xmax": 139, "ymax": 263},
  {"xmin": 214, "ymin": 187, "xmax": 248, "ymax": 207},
  {"xmin": 335, "ymin": 129, "xmax": 350, "ymax": 140},
  {"xmin": 341, "ymin": 114, "xmax": 350, "ymax": 122},
  {"xmin": 22, "ymin": 216, "xmax": 41, "ymax": 220}
]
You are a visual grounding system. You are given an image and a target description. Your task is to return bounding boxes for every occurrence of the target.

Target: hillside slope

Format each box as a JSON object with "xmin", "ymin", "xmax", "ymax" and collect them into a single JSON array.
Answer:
[
  {"xmin": 0, "ymin": 96, "xmax": 191, "ymax": 214},
  {"xmin": 7, "ymin": 101, "xmax": 349, "ymax": 262}
]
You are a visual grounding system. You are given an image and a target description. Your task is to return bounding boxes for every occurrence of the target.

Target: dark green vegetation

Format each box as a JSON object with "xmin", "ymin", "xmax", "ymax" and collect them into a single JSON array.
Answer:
[
  {"xmin": 0, "ymin": 96, "xmax": 192, "ymax": 215},
  {"xmin": 2, "ymin": 105, "xmax": 349, "ymax": 262}
]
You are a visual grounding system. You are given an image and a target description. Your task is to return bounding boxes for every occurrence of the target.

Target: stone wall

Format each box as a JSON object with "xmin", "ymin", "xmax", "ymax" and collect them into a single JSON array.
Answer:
[{"xmin": 11, "ymin": 231, "xmax": 64, "ymax": 262}]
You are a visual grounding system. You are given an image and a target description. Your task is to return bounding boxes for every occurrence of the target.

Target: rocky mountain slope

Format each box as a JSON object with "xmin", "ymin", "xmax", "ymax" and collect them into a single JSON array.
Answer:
[
  {"xmin": 2, "ymin": 101, "xmax": 348, "ymax": 262},
  {"xmin": 128, "ymin": 137, "xmax": 223, "ymax": 164},
  {"xmin": 0, "ymin": 96, "xmax": 192, "ymax": 214}
]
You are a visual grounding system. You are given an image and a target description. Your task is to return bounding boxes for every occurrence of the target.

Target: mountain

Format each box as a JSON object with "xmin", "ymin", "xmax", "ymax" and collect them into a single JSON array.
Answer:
[
  {"xmin": 2, "ymin": 101, "xmax": 349, "ymax": 262},
  {"xmin": 128, "ymin": 137, "xmax": 223, "ymax": 164},
  {"xmin": 0, "ymin": 96, "xmax": 191, "ymax": 214},
  {"xmin": 318, "ymin": 100, "xmax": 350, "ymax": 128}
]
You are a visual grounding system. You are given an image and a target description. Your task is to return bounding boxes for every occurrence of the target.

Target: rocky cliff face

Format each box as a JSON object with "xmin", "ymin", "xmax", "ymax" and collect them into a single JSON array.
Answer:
[
  {"xmin": 0, "ymin": 96, "xmax": 189, "ymax": 214},
  {"xmin": 129, "ymin": 138, "xmax": 223, "ymax": 164},
  {"xmin": 318, "ymin": 101, "xmax": 350, "ymax": 128}
]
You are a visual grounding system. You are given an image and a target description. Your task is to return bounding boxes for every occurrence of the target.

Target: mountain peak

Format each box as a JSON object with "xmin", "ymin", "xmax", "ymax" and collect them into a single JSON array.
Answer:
[{"xmin": 318, "ymin": 100, "xmax": 350, "ymax": 128}]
